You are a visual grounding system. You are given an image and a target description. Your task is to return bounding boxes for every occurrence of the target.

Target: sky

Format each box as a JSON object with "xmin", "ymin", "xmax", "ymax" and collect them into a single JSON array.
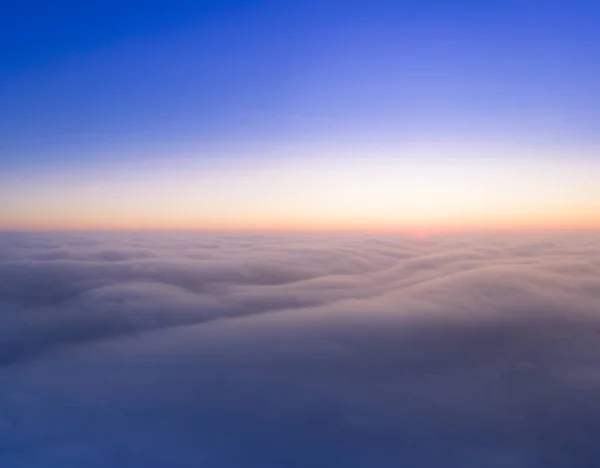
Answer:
[{"xmin": 1, "ymin": 0, "xmax": 599, "ymax": 231}]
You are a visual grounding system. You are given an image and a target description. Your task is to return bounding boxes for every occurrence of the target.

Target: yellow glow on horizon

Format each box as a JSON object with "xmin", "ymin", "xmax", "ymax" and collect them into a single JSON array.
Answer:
[
  {"xmin": 2, "ymin": 144, "xmax": 599, "ymax": 232},
  {"xmin": 4, "ymin": 209, "xmax": 599, "ymax": 233}
]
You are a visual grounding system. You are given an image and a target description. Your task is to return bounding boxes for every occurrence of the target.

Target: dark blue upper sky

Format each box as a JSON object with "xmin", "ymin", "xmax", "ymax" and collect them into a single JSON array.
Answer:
[{"xmin": 1, "ymin": 0, "xmax": 599, "ymax": 173}]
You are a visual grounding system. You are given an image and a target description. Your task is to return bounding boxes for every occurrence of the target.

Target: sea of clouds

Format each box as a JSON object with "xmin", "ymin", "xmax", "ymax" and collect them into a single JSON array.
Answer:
[{"xmin": 1, "ymin": 230, "xmax": 600, "ymax": 467}]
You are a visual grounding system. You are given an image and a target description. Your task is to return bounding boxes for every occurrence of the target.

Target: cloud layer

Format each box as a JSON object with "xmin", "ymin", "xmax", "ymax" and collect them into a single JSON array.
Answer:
[{"xmin": 1, "ymin": 231, "xmax": 600, "ymax": 467}]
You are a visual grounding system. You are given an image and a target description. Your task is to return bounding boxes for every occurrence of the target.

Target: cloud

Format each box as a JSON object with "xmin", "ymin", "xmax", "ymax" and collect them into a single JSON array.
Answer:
[{"xmin": 1, "ymin": 231, "xmax": 600, "ymax": 467}]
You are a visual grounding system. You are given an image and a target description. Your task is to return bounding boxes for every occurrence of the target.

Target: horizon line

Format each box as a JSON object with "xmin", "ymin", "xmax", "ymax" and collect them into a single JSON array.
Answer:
[{"xmin": 2, "ymin": 225, "xmax": 600, "ymax": 235}]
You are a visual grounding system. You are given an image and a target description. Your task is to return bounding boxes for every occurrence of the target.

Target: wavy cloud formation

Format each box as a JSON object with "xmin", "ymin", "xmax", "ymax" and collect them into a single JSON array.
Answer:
[{"xmin": 1, "ymin": 231, "xmax": 600, "ymax": 467}]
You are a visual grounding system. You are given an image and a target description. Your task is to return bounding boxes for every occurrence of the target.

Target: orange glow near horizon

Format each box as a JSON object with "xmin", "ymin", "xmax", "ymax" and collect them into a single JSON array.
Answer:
[
  {"xmin": 3, "ymin": 210, "xmax": 600, "ymax": 234},
  {"xmin": 2, "ymin": 144, "xmax": 599, "ymax": 233}
]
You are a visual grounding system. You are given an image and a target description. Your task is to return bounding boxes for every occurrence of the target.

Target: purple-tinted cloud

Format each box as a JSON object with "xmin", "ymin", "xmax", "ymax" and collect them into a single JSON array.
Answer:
[{"xmin": 1, "ymin": 231, "xmax": 600, "ymax": 467}]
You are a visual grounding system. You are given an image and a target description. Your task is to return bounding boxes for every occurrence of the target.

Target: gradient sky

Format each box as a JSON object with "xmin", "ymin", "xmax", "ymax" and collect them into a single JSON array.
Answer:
[{"xmin": 1, "ymin": 0, "xmax": 599, "ymax": 231}]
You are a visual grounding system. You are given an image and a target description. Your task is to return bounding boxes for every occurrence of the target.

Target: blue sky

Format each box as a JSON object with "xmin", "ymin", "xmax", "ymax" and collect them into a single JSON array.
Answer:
[{"xmin": 1, "ymin": 0, "xmax": 599, "ymax": 230}]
